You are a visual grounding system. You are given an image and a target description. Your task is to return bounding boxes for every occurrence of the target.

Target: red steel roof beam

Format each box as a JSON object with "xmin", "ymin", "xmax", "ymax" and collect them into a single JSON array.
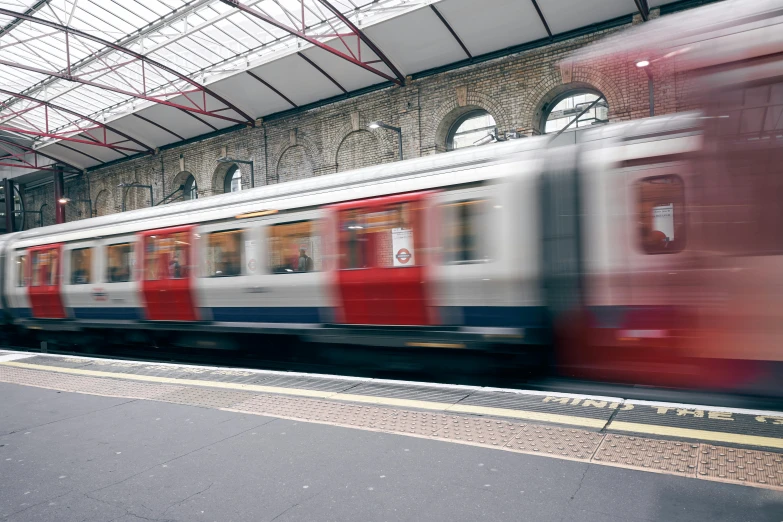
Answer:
[
  {"xmin": 219, "ymin": 0, "xmax": 403, "ymax": 85},
  {"xmin": 0, "ymin": 137, "xmax": 81, "ymax": 173},
  {"xmin": 0, "ymin": 8, "xmax": 255, "ymax": 126},
  {"xmin": 0, "ymin": 87, "xmax": 154, "ymax": 154}
]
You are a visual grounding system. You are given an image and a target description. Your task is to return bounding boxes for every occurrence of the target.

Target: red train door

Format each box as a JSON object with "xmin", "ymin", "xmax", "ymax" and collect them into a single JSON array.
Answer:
[
  {"xmin": 139, "ymin": 226, "xmax": 198, "ymax": 321},
  {"xmin": 28, "ymin": 244, "xmax": 66, "ymax": 319},
  {"xmin": 332, "ymin": 192, "xmax": 435, "ymax": 326}
]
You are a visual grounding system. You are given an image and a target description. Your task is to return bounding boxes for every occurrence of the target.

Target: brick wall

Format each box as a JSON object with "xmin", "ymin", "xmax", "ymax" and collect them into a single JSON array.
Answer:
[{"xmin": 20, "ymin": 9, "xmax": 698, "ymax": 229}]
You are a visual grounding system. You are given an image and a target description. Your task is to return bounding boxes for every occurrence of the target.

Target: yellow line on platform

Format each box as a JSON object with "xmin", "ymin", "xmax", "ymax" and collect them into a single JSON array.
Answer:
[
  {"xmin": 0, "ymin": 360, "xmax": 605, "ymax": 429},
  {"xmin": 608, "ymin": 421, "xmax": 783, "ymax": 449}
]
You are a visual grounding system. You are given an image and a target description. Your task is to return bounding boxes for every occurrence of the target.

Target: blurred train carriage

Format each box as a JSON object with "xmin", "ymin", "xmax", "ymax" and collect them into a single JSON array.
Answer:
[{"xmin": 1, "ymin": 0, "xmax": 782, "ymax": 396}]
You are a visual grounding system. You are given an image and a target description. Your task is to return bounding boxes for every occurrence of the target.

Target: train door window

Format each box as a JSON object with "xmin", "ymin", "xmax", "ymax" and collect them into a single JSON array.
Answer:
[
  {"xmin": 31, "ymin": 249, "xmax": 58, "ymax": 287},
  {"xmin": 442, "ymin": 199, "xmax": 490, "ymax": 264},
  {"xmin": 107, "ymin": 243, "xmax": 133, "ymax": 283},
  {"xmin": 145, "ymin": 234, "xmax": 190, "ymax": 281},
  {"xmin": 339, "ymin": 210, "xmax": 368, "ymax": 269},
  {"xmin": 268, "ymin": 221, "xmax": 321, "ymax": 273},
  {"xmin": 638, "ymin": 175, "xmax": 686, "ymax": 254},
  {"xmin": 16, "ymin": 254, "xmax": 27, "ymax": 287},
  {"xmin": 69, "ymin": 248, "xmax": 92, "ymax": 284},
  {"xmin": 339, "ymin": 203, "xmax": 420, "ymax": 269},
  {"xmin": 206, "ymin": 230, "xmax": 243, "ymax": 277}
]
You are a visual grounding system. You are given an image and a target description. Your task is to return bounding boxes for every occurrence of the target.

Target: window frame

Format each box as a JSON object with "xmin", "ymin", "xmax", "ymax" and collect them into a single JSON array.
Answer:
[
  {"xmin": 440, "ymin": 198, "xmax": 493, "ymax": 265},
  {"xmin": 68, "ymin": 247, "xmax": 94, "ymax": 285},
  {"xmin": 267, "ymin": 219, "xmax": 322, "ymax": 274},
  {"xmin": 204, "ymin": 228, "xmax": 244, "ymax": 278},
  {"xmin": 447, "ymin": 110, "xmax": 497, "ymax": 151},
  {"xmin": 105, "ymin": 241, "xmax": 136, "ymax": 283},
  {"xmin": 637, "ymin": 174, "xmax": 687, "ymax": 255},
  {"xmin": 15, "ymin": 253, "xmax": 27, "ymax": 287}
]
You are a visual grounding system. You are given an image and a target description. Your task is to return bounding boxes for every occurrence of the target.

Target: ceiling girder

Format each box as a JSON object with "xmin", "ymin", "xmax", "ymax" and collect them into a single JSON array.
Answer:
[
  {"xmin": 220, "ymin": 0, "xmax": 405, "ymax": 85},
  {"xmin": 0, "ymin": 136, "xmax": 80, "ymax": 174},
  {"xmin": 0, "ymin": 8, "xmax": 255, "ymax": 126},
  {"xmin": 0, "ymin": 87, "xmax": 153, "ymax": 155}
]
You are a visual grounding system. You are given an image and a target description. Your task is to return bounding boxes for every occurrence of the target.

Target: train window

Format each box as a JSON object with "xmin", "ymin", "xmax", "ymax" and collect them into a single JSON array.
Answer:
[
  {"xmin": 106, "ymin": 243, "xmax": 134, "ymax": 283},
  {"xmin": 16, "ymin": 254, "xmax": 26, "ymax": 287},
  {"xmin": 638, "ymin": 175, "xmax": 686, "ymax": 254},
  {"xmin": 69, "ymin": 248, "xmax": 92, "ymax": 285},
  {"xmin": 441, "ymin": 200, "xmax": 490, "ymax": 264},
  {"xmin": 339, "ymin": 202, "xmax": 420, "ymax": 269},
  {"xmin": 31, "ymin": 249, "xmax": 58, "ymax": 287},
  {"xmin": 206, "ymin": 230, "xmax": 243, "ymax": 277},
  {"xmin": 268, "ymin": 221, "xmax": 321, "ymax": 273},
  {"xmin": 144, "ymin": 233, "xmax": 190, "ymax": 281}
]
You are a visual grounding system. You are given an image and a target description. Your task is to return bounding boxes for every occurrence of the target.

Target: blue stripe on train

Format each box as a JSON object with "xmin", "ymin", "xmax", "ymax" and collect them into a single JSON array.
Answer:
[
  {"xmin": 446, "ymin": 306, "xmax": 549, "ymax": 328},
  {"xmin": 72, "ymin": 307, "xmax": 142, "ymax": 320},
  {"xmin": 11, "ymin": 307, "xmax": 32, "ymax": 319},
  {"xmin": 205, "ymin": 307, "xmax": 323, "ymax": 324}
]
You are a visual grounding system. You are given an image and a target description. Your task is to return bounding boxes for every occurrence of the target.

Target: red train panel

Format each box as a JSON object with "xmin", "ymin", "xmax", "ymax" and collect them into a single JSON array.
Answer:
[
  {"xmin": 139, "ymin": 226, "xmax": 198, "ymax": 321},
  {"xmin": 27, "ymin": 243, "xmax": 66, "ymax": 319},
  {"xmin": 331, "ymin": 192, "xmax": 435, "ymax": 326}
]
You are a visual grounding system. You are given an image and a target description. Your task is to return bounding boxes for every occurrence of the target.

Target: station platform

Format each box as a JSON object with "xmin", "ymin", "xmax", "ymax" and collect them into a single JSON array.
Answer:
[{"xmin": 1, "ymin": 349, "xmax": 782, "ymax": 521}]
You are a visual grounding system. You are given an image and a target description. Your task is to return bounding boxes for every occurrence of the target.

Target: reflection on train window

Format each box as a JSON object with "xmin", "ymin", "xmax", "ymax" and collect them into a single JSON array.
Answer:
[
  {"xmin": 206, "ymin": 230, "xmax": 243, "ymax": 277},
  {"xmin": 31, "ymin": 249, "xmax": 58, "ymax": 287},
  {"xmin": 107, "ymin": 243, "xmax": 133, "ymax": 283},
  {"xmin": 638, "ymin": 175, "xmax": 686, "ymax": 254},
  {"xmin": 339, "ymin": 202, "xmax": 419, "ymax": 269},
  {"xmin": 442, "ymin": 200, "xmax": 490, "ymax": 264},
  {"xmin": 70, "ymin": 248, "xmax": 92, "ymax": 285},
  {"xmin": 144, "ymin": 233, "xmax": 190, "ymax": 280},
  {"xmin": 16, "ymin": 254, "xmax": 26, "ymax": 287},
  {"xmin": 268, "ymin": 221, "xmax": 321, "ymax": 274}
]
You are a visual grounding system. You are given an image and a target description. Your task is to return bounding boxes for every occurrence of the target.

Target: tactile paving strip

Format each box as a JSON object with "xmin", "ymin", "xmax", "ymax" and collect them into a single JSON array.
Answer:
[
  {"xmin": 505, "ymin": 425, "xmax": 603, "ymax": 460},
  {"xmin": 594, "ymin": 434, "xmax": 699, "ymax": 476},
  {"xmin": 434, "ymin": 417, "xmax": 525, "ymax": 448},
  {"xmin": 2, "ymin": 364, "xmax": 783, "ymax": 491},
  {"xmin": 375, "ymin": 411, "xmax": 453, "ymax": 435},
  {"xmin": 698, "ymin": 445, "xmax": 783, "ymax": 489}
]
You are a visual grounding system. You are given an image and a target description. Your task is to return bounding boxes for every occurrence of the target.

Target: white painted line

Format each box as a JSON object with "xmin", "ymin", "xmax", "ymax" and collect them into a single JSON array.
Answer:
[
  {"xmin": 0, "ymin": 353, "xmax": 35, "ymax": 362},
  {"xmin": 625, "ymin": 399, "xmax": 783, "ymax": 418}
]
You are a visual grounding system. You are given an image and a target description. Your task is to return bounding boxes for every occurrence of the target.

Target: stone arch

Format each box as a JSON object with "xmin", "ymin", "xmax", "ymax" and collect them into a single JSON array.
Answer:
[
  {"xmin": 523, "ymin": 67, "xmax": 627, "ymax": 135},
  {"xmin": 170, "ymin": 171, "xmax": 197, "ymax": 201},
  {"xmin": 426, "ymin": 92, "xmax": 512, "ymax": 153},
  {"xmin": 325, "ymin": 114, "xmax": 396, "ymax": 170},
  {"xmin": 39, "ymin": 203, "xmax": 50, "ymax": 227},
  {"xmin": 336, "ymin": 130, "xmax": 393, "ymax": 172},
  {"xmin": 94, "ymin": 189, "xmax": 110, "ymax": 217},
  {"xmin": 269, "ymin": 132, "xmax": 320, "ymax": 184},
  {"xmin": 211, "ymin": 162, "xmax": 238, "ymax": 195},
  {"xmin": 275, "ymin": 145, "xmax": 314, "ymax": 184}
]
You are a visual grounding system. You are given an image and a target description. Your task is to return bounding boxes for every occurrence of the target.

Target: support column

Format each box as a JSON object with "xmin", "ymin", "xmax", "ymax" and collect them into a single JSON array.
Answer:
[
  {"xmin": 54, "ymin": 166, "xmax": 65, "ymax": 224},
  {"xmin": 3, "ymin": 178, "xmax": 14, "ymax": 234}
]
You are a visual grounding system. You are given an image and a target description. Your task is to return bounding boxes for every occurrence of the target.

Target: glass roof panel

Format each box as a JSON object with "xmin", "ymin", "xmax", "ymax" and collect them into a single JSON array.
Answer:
[{"xmin": 0, "ymin": 0, "xmax": 432, "ymax": 155}]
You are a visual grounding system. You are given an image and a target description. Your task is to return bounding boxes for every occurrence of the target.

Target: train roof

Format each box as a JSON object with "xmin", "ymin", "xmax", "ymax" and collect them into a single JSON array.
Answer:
[
  {"xmin": 565, "ymin": 0, "xmax": 783, "ymax": 74},
  {"xmin": 9, "ymin": 135, "xmax": 550, "ymax": 249}
]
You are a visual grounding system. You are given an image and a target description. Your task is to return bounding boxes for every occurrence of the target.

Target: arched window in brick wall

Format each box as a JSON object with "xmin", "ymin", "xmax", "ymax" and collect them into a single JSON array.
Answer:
[
  {"xmin": 184, "ymin": 174, "xmax": 198, "ymax": 200},
  {"xmin": 94, "ymin": 189, "xmax": 110, "ymax": 217},
  {"xmin": 447, "ymin": 110, "xmax": 497, "ymax": 150},
  {"xmin": 224, "ymin": 165, "xmax": 243, "ymax": 193},
  {"xmin": 543, "ymin": 91, "xmax": 608, "ymax": 134},
  {"xmin": 0, "ymin": 183, "xmax": 24, "ymax": 231}
]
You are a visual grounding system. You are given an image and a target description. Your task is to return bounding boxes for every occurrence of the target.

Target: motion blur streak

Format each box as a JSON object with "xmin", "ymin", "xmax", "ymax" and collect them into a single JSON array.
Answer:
[{"xmin": 1, "ymin": 0, "xmax": 782, "ymax": 398}]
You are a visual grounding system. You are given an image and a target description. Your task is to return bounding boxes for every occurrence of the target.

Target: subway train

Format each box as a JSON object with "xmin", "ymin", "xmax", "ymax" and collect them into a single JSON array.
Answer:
[
  {"xmin": 1, "ymin": 108, "xmax": 781, "ymax": 396},
  {"xmin": 3, "ymin": 0, "xmax": 783, "ymax": 395}
]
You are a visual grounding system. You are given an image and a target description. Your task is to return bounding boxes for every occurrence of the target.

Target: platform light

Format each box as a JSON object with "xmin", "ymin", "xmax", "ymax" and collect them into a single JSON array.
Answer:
[
  {"xmin": 636, "ymin": 60, "xmax": 650, "ymax": 68},
  {"xmin": 368, "ymin": 121, "xmax": 380, "ymax": 129},
  {"xmin": 58, "ymin": 197, "xmax": 70, "ymax": 204}
]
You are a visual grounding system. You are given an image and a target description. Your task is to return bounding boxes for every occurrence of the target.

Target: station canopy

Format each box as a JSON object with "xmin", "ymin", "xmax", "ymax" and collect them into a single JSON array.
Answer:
[{"xmin": 0, "ymin": 0, "xmax": 687, "ymax": 176}]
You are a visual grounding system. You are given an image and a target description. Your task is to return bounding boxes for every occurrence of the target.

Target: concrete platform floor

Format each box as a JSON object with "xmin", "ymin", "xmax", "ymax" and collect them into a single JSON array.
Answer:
[{"xmin": 1, "ymin": 382, "xmax": 782, "ymax": 522}]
